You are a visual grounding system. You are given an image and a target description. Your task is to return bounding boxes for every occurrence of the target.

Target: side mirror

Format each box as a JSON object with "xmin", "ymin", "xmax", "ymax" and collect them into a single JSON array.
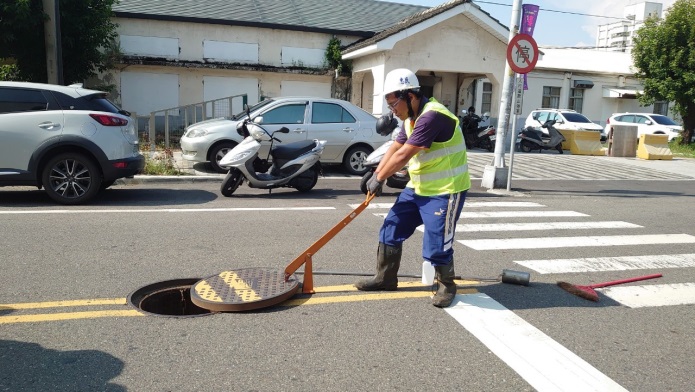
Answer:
[
  {"xmin": 253, "ymin": 116, "xmax": 263, "ymax": 124},
  {"xmin": 277, "ymin": 127, "xmax": 290, "ymax": 133},
  {"xmin": 645, "ymin": 120, "xmax": 653, "ymax": 125}
]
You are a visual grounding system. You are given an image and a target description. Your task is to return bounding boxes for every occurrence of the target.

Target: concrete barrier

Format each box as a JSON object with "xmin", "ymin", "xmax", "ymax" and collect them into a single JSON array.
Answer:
[
  {"xmin": 637, "ymin": 134, "xmax": 672, "ymax": 160},
  {"xmin": 558, "ymin": 129, "xmax": 574, "ymax": 151},
  {"xmin": 608, "ymin": 125, "xmax": 638, "ymax": 157},
  {"xmin": 570, "ymin": 130, "xmax": 605, "ymax": 156}
]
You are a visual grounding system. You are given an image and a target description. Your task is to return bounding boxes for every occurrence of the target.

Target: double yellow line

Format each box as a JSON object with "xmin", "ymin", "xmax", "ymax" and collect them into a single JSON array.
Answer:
[{"xmin": 0, "ymin": 281, "xmax": 478, "ymax": 324}]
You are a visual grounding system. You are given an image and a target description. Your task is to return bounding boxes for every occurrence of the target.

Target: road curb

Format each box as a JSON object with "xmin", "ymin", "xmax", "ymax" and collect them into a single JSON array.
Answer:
[{"xmin": 116, "ymin": 175, "xmax": 223, "ymax": 185}]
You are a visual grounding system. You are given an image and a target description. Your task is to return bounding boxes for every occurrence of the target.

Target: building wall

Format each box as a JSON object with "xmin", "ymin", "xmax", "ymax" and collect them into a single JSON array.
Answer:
[
  {"xmin": 350, "ymin": 13, "xmax": 506, "ymax": 116},
  {"xmin": 110, "ymin": 17, "xmax": 360, "ymax": 115}
]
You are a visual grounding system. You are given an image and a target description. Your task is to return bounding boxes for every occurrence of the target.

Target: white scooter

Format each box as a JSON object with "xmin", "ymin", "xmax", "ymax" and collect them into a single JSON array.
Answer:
[{"xmin": 218, "ymin": 105, "xmax": 326, "ymax": 196}]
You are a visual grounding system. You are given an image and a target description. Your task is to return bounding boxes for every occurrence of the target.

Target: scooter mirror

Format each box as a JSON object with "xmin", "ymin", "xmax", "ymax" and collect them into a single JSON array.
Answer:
[{"xmin": 277, "ymin": 127, "xmax": 290, "ymax": 133}]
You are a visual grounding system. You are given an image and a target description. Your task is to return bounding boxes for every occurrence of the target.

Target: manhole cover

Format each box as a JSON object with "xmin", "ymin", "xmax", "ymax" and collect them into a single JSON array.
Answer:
[{"xmin": 190, "ymin": 268, "xmax": 300, "ymax": 311}]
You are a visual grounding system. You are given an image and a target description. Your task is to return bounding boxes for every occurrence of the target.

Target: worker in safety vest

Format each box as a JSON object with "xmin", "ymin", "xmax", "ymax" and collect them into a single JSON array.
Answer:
[{"xmin": 359, "ymin": 68, "xmax": 471, "ymax": 307}]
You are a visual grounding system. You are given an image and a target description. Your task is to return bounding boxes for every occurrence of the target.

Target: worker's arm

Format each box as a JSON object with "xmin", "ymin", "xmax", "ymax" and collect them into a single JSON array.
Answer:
[{"xmin": 374, "ymin": 142, "xmax": 423, "ymax": 182}]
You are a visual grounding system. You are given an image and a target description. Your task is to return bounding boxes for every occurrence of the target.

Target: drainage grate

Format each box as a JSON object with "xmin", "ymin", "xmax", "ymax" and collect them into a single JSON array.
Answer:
[{"xmin": 127, "ymin": 278, "xmax": 216, "ymax": 317}]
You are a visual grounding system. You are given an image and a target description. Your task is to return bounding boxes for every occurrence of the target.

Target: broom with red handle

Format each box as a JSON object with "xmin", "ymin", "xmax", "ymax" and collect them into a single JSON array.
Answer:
[{"xmin": 557, "ymin": 273, "xmax": 663, "ymax": 302}]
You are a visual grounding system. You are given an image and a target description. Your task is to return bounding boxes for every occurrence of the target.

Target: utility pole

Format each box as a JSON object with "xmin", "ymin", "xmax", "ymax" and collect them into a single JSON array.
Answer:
[
  {"xmin": 481, "ymin": 0, "xmax": 522, "ymax": 189},
  {"xmin": 43, "ymin": 0, "xmax": 64, "ymax": 84}
]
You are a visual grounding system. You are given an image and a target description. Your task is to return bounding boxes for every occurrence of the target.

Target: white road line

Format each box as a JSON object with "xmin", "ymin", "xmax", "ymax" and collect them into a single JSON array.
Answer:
[
  {"xmin": 0, "ymin": 207, "xmax": 336, "ymax": 215},
  {"xmin": 445, "ymin": 293, "xmax": 628, "ymax": 392},
  {"xmin": 461, "ymin": 211, "xmax": 588, "ymax": 218},
  {"xmin": 600, "ymin": 283, "xmax": 695, "ymax": 308},
  {"xmin": 349, "ymin": 201, "xmax": 546, "ymax": 209},
  {"xmin": 516, "ymin": 254, "xmax": 695, "ymax": 274},
  {"xmin": 459, "ymin": 234, "xmax": 695, "ymax": 250},
  {"xmin": 373, "ymin": 211, "xmax": 587, "ymax": 219},
  {"xmin": 455, "ymin": 221, "xmax": 641, "ymax": 232}
]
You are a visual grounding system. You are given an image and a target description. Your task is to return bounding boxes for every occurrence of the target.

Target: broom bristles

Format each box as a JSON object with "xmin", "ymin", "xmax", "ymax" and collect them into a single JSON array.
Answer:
[{"xmin": 557, "ymin": 281, "xmax": 600, "ymax": 302}]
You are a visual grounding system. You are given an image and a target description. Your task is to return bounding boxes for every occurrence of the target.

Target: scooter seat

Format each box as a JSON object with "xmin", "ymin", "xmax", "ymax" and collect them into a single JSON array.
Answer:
[{"xmin": 271, "ymin": 140, "xmax": 317, "ymax": 160}]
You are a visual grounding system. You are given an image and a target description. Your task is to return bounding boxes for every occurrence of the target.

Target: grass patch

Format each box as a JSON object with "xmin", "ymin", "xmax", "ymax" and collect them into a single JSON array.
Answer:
[
  {"xmin": 141, "ymin": 149, "xmax": 188, "ymax": 175},
  {"xmin": 669, "ymin": 138, "xmax": 695, "ymax": 158}
]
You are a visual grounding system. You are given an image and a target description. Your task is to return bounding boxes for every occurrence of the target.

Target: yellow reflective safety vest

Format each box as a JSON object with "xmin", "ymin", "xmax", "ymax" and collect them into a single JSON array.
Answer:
[{"xmin": 405, "ymin": 98, "xmax": 471, "ymax": 196}]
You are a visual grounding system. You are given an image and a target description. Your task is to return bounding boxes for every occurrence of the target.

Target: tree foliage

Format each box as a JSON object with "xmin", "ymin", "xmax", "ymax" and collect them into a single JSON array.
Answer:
[
  {"xmin": 0, "ymin": 0, "xmax": 118, "ymax": 84},
  {"xmin": 325, "ymin": 36, "xmax": 352, "ymax": 76},
  {"xmin": 632, "ymin": 0, "xmax": 695, "ymax": 144}
]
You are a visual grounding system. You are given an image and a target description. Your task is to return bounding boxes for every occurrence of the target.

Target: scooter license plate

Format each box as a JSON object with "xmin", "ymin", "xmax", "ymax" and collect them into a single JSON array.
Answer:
[{"xmin": 489, "ymin": 135, "xmax": 496, "ymax": 141}]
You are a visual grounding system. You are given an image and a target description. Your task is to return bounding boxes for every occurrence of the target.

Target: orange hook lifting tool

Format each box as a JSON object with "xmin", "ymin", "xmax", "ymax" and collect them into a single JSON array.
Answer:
[{"xmin": 284, "ymin": 193, "xmax": 376, "ymax": 294}]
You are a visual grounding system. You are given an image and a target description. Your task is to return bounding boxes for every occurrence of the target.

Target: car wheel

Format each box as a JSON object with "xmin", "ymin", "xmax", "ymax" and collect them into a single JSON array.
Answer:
[
  {"xmin": 343, "ymin": 145, "xmax": 372, "ymax": 175},
  {"xmin": 220, "ymin": 169, "xmax": 244, "ymax": 197},
  {"xmin": 209, "ymin": 142, "xmax": 238, "ymax": 174},
  {"xmin": 42, "ymin": 152, "xmax": 102, "ymax": 205}
]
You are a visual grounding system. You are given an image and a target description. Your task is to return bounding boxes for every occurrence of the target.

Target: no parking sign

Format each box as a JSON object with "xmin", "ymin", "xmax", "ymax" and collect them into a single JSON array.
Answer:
[{"xmin": 506, "ymin": 34, "xmax": 538, "ymax": 74}]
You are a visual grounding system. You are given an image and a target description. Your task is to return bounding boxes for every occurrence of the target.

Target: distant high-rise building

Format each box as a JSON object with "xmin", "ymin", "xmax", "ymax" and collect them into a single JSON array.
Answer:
[{"xmin": 596, "ymin": 1, "xmax": 663, "ymax": 52}]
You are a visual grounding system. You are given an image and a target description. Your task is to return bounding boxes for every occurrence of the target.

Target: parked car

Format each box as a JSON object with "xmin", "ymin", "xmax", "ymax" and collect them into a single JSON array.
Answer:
[
  {"xmin": 524, "ymin": 108, "xmax": 605, "ymax": 141},
  {"xmin": 0, "ymin": 82, "xmax": 144, "ymax": 205},
  {"xmin": 180, "ymin": 97, "xmax": 388, "ymax": 175},
  {"xmin": 603, "ymin": 113, "xmax": 683, "ymax": 142}
]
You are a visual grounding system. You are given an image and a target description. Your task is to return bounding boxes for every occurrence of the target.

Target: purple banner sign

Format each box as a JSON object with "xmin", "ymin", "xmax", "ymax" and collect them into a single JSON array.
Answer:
[{"xmin": 521, "ymin": 4, "xmax": 539, "ymax": 90}]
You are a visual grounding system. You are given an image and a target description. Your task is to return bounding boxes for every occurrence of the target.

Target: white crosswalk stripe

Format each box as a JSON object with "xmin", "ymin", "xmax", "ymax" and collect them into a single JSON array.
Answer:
[
  {"xmin": 364, "ymin": 200, "xmax": 695, "ymax": 309},
  {"xmin": 516, "ymin": 254, "xmax": 695, "ymax": 274}
]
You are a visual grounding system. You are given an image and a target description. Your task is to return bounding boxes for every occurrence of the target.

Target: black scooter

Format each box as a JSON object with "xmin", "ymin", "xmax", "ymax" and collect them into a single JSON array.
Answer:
[
  {"xmin": 518, "ymin": 119, "xmax": 566, "ymax": 153},
  {"xmin": 460, "ymin": 112, "xmax": 495, "ymax": 152}
]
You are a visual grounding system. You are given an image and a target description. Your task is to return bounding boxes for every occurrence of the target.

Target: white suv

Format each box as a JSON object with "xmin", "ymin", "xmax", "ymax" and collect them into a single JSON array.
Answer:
[
  {"xmin": 0, "ymin": 82, "xmax": 144, "ymax": 204},
  {"xmin": 604, "ymin": 113, "xmax": 683, "ymax": 141},
  {"xmin": 524, "ymin": 109, "xmax": 605, "ymax": 141}
]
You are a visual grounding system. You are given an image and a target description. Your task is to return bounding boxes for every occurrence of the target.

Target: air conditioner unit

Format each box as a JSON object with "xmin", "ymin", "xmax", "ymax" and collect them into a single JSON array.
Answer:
[{"xmin": 573, "ymin": 80, "xmax": 594, "ymax": 89}]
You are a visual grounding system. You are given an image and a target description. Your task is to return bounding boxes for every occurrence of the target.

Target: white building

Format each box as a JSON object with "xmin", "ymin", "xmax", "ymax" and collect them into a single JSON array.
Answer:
[
  {"xmin": 596, "ymin": 1, "xmax": 663, "ymax": 52},
  {"xmin": 101, "ymin": 0, "xmax": 668, "ymax": 137}
]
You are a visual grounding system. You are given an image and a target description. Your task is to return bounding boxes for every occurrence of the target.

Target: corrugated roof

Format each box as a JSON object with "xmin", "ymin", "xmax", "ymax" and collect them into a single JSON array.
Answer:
[{"xmin": 113, "ymin": 0, "xmax": 428, "ymax": 36}]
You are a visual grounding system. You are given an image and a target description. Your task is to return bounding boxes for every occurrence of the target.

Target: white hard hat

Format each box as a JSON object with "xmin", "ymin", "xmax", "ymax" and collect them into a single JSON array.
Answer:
[{"xmin": 383, "ymin": 68, "xmax": 420, "ymax": 95}]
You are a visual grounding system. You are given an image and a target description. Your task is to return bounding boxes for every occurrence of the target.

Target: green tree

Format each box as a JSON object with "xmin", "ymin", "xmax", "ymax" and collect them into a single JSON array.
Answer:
[
  {"xmin": 0, "ymin": 0, "xmax": 118, "ymax": 84},
  {"xmin": 632, "ymin": 0, "xmax": 695, "ymax": 145}
]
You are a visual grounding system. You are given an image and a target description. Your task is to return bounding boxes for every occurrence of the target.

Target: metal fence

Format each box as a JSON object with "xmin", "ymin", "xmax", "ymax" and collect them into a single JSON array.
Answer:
[{"xmin": 131, "ymin": 94, "xmax": 248, "ymax": 152}]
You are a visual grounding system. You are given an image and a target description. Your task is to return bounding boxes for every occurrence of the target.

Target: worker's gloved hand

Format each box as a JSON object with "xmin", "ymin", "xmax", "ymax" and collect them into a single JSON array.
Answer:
[{"xmin": 366, "ymin": 175, "xmax": 384, "ymax": 196}]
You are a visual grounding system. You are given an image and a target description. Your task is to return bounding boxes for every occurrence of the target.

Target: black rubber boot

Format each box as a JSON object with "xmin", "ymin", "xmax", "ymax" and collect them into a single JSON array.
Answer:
[
  {"xmin": 355, "ymin": 243, "xmax": 401, "ymax": 291},
  {"xmin": 432, "ymin": 263, "xmax": 457, "ymax": 307}
]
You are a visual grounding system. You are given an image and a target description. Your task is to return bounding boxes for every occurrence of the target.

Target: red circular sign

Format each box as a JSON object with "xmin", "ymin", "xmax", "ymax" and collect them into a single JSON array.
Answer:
[{"xmin": 506, "ymin": 34, "xmax": 538, "ymax": 74}]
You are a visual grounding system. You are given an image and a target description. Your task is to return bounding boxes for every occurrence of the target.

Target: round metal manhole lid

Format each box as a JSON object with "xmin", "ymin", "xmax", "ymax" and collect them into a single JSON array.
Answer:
[{"xmin": 190, "ymin": 268, "xmax": 300, "ymax": 312}]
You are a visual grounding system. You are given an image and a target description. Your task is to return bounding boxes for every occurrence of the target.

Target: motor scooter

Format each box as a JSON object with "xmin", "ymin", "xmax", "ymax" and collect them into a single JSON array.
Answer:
[
  {"xmin": 218, "ymin": 104, "xmax": 326, "ymax": 196},
  {"xmin": 461, "ymin": 111, "xmax": 495, "ymax": 152},
  {"xmin": 518, "ymin": 119, "xmax": 565, "ymax": 153}
]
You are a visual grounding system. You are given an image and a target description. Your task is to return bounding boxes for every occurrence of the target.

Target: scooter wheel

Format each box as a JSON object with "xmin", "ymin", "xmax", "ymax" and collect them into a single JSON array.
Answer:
[
  {"xmin": 360, "ymin": 171, "xmax": 373, "ymax": 195},
  {"xmin": 556, "ymin": 144, "xmax": 564, "ymax": 154},
  {"xmin": 292, "ymin": 167, "xmax": 319, "ymax": 192},
  {"xmin": 220, "ymin": 169, "xmax": 244, "ymax": 197},
  {"xmin": 520, "ymin": 140, "xmax": 533, "ymax": 153}
]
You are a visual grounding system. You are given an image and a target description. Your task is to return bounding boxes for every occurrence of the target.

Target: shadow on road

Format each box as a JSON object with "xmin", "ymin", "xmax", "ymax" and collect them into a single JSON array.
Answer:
[{"xmin": 0, "ymin": 340, "xmax": 125, "ymax": 391}]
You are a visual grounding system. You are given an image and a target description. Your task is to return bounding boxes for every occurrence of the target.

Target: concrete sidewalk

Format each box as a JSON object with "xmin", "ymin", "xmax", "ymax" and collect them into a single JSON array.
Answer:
[{"xmin": 120, "ymin": 150, "xmax": 695, "ymax": 185}]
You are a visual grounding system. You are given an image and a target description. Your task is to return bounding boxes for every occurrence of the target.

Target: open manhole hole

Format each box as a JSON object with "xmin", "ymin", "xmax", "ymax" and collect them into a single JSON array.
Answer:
[{"xmin": 127, "ymin": 278, "xmax": 216, "ymax": 317}]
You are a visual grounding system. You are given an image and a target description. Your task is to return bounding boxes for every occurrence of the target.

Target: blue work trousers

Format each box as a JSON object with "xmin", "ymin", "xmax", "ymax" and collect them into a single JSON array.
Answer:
[{"xmin": 379, "ymin": 187, "xmax": 467, "ymax": 266}]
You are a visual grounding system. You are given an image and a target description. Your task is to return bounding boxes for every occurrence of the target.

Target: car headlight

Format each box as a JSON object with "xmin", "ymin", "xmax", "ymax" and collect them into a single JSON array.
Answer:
[{"xmin": 185, "ymin": 129, "xmax": 209, "ymax": 138}]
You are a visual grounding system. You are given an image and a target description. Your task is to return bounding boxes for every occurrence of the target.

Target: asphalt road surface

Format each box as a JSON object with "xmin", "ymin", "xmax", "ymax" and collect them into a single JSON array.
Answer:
[{"xmin": 1, "ymin": 173, "xmax": 694, "ymax": 391}]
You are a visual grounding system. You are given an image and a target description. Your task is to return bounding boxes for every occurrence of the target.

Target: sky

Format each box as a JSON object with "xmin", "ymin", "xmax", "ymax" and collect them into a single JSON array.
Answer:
[{"xmin": 381, "ymin": 0, "xmax": 677, "ymax": 47}]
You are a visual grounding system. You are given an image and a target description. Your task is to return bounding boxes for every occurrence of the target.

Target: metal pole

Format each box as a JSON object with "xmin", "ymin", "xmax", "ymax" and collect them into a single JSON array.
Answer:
[
  {"xmin": 481, "ymin": 0, "xmax": 522, "ymax": 189},
  {"xmin": 507, "ymin": 75, "xmax": 520, "ymax": 191},
  {"xmin": 492, "ymin": 0, "xmax": 522, "ymax": 168}
]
